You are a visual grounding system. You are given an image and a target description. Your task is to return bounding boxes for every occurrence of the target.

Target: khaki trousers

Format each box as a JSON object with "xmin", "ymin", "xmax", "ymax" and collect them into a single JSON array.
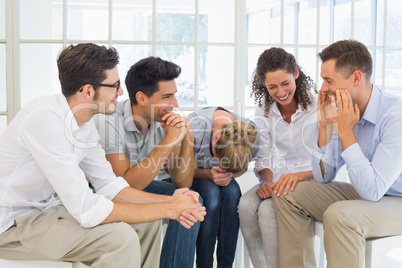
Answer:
[
  {"xmin": 272, "ymin": 181, "xmax": 402, "ymax": 268},
  {"xmin": 0, "ymin": 206, "xmax": 161, "ymax": 268}
]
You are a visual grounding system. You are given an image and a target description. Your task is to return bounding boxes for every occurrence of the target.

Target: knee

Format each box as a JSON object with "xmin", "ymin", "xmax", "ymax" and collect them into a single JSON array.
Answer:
[
  {"xmin": 107, "ymin": 222, "xmax": 140, "ymax": 252},
  {"xmin": 238, "ymin": 194, "xmax": 258, "ymax": 218},
  {"xmin": 258, "ymin": 199, "xmax": 276, "ymax": 221},
  {"xmin": 224, "ymin": 181, "xmax": 242, "ymax": 201},
  {"xmin": 196, "ymin": 183, "xmax": 221, "ymax": 209},
  {"xmin": 323, "ymin": 202, "xmax": 357, "ymax": 230}
]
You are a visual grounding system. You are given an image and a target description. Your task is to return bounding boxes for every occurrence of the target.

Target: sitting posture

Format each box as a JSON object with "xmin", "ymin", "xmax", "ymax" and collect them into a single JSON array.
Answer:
[
  {"xmin": 0, "ymin": 44, "xmax": 204, "ymax": 268},
  {"xmin": 187, "ymin": 107, "xmax": 259, "ymax": 268},
  {"xmin": 238, "ymin": 47, "xmax": 318, "ymax": 268}
]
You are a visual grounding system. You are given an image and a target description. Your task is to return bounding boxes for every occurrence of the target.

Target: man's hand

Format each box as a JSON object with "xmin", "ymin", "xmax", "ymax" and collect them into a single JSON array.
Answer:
[
  {"xmin": 162, "ymin": 113, "xmax": 187, "ymax": 147},
  {"xmin": 170, "ymin": 188, "xmax": 206, "ymax": 229},
  {"xmin": 317, "ymin": 89, "xmax": 338, "ymax": 145},
  {"xmin": 208, "ymin": 166, "xmax": 233, "ymax": 186},
  {"xmin": 256, "ymin": 181, "xmax": 273, "ymax": 199},
  {"xmin": 334, "ymin": 89, "xmax": 359, "ymax": 149}
]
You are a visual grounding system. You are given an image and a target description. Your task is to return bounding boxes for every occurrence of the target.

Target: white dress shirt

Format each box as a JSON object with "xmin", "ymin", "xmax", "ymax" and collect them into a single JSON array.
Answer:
[
  {"xmin": 253, "ymin": 97, "xmax": 318, "ymax": 182},
  {"xmin": 0, "ymin": 94, "xmax": 129, "ymax": 234}
]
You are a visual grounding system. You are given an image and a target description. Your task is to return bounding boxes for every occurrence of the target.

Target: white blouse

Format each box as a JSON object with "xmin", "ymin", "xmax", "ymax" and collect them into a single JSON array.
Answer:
[{"xmin": 253, "ymin": 97, "xmax": 318, "ymax": 182}]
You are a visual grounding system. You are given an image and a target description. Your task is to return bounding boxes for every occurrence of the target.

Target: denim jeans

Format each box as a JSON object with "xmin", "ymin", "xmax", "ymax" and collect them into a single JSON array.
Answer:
[
  {"xmin": 191, "ymin": 178, "xmax": 242, "ymax": 268},
  {"xmin": 143, "ymin": 179, "xmax": 201, "ymax": 268}
]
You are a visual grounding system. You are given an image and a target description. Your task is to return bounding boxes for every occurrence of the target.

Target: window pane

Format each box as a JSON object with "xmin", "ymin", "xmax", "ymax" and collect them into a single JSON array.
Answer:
[
  {"xmin": 334, "ymin": 0, "xmax": 351, "ymax": 41},
  {"xmin": 385, "ymin": 50, "xmax": 402, "ymax": 95},
  {"xmin": 247, "ymin": 11, "xmax": 269, "ymax": 44},
  {"xmin": 0, "ymin": 116, "xmax": 6, "ymax": 136},
  {"xmin": 67, "ymin": 0, "xmax": 109, "ymax": 40},
  {"xmin": 246, "ymin": 46, "xmax": 267, "ymax": 107},
  {"xmin": 372, "ymin": 49, "xmax": 383, "ymax": 90},
  {"xmin": 198, "ymin": 46, "xmax": 234, "ymax": 107},
  {"xmin": 283, "ymin": 2, "xmax": 297, "ymax": 44},
  {"xmin": 113, "ymin": 44, "xmax": 152, "ymax": 101},
  {"xmin": 156, "ymin": 0, "xmax": 195, "ymax": 42},
  {"xmin": 0, "ymin": 44, "xmax": 5, "ymax": 111},
  {"xmin": 298, "ymin": 0, "xmax": 317, "ymax": 44},
  {"xmin": 156, "ymin": 45, "xmax": 195, "ymax": 107},
  {"xmin": 247, "ymin": 1, "xmax": 280, "ymax": 44},
  {"xmin": 270, "ymin": 6, "xmax": 281, "ymax": 44},
  {"xmin": 0, "ymin": 0, "xmax": 5, "ymax": 39},
  {"xmin": 20, "ymin": 0, "xmax": 62, "ymax": 39},
  {"xmin": 376, "ymin": 0, "xmax": 384, "ymax": 46},
  {"xmin": 113, "ymin": 0, "xmax": 152, "ymax": 41},
  {"xmin": 198, "ymin": 0, "xmax": 234, "ymax": 43},
  {"xmin": 20, "ymin": 44, "xmax": 62, "ymax": 107},
  {"xmin": 354, "ymin": 0, "xmax": 374, "ymax": 45},
  {"xmin": 293, "ymin": 47, "xmax": 317, "ymax": 83},
  {"xmin": 386, "ymin": 0, "xmax": 402, "ymax": 46},
  {"xmin": 319, "ymin": 0, "xmax": 330, "ymax": 45}
]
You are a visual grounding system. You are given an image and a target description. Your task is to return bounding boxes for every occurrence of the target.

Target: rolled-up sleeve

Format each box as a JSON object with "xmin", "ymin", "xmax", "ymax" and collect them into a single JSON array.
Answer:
[{"xmin": 20, "ymin": 110, "xmax": 128, "ymax": 228}]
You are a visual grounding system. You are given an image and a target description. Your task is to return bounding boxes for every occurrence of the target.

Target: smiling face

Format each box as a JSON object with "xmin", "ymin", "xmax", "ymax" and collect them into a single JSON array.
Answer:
[
  {"xmin": 264, "ymin": 69, "xmax": 299, "ymax": 108},
  {"xmin": 94, "ymin": 66, "xmax": 124, "ymax": 115},
  {"xmin": 320, "ymin": 59, "xmax": 356, "ymax": 100},
  {"xmin": 144, "ymin": 80, "xmax": 179, "ymax": 122}
]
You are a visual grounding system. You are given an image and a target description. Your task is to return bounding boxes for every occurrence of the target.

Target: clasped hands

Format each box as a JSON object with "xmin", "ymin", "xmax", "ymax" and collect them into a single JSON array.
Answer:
[
  {"xmin": 161, "ymin": 112, "xmax": 194, "ymax": 145},
  {"xmin": 171, "ymin": 188, "xmax": 206, "ymax": 229},
  {"xmin": 318, "ymin": 88, "xmax": 359, "ymax": 146}
]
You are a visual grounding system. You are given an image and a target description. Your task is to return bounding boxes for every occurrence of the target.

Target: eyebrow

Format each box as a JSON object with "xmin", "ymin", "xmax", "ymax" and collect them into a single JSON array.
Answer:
[
  {"xmin": 161, "ymin": 90, "xmax": 177, "ymax": 97},
  {"xmin": 267, "ymin": 80, "xmax": 289, "ymax": 87}
]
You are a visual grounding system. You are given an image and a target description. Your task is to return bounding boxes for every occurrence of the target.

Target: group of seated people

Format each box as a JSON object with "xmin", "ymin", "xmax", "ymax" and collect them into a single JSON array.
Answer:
[{"xmin": 0, "ymin": 39, "xmax": 402, "ymax": 268}]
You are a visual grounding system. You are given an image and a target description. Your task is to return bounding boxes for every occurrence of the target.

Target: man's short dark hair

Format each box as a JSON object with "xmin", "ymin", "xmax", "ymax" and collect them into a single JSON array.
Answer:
[
  {"xmin": 318, "ymin": 39, "xmax": 372, "ymax": 80},
  {"xmin": 125, "ymin": 57, "xmax": 181, "ymax": 105},
  {"xmin": 57, "ymin": 43, "xmax": 119, "ymax": 97}
]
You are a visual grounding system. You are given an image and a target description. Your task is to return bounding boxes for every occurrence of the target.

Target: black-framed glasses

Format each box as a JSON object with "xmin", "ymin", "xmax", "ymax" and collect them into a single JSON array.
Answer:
[
  {"xmin": 99, "ymin": 81, "xmax": 121, "ymax": 93},
  {"xmin": 79, "ymin": 81, "xmax": 121, "ymax": 93}
]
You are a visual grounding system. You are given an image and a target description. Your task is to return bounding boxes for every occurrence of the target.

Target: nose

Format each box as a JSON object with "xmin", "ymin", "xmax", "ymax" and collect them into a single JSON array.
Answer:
[
  {"xmin": 277, "ymin": 86, "xmax": 286, "ymax": 96},
  {"xmin": 117, "ymin": 85, "xmax": 124, "ymax": 96},
  {"xmin": 320, "ymin": 82, "xmax": 329, "ymax": 92},
  {"xmin": 171, "ymin": 95, "xmax": 179, "ymax": 108}
]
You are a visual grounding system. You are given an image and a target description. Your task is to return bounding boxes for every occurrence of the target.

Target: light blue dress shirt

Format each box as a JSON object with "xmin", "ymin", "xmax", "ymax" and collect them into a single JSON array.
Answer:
[{"xmin": 312, "ymin": 86, "xmax": 402, "ymax": 201}]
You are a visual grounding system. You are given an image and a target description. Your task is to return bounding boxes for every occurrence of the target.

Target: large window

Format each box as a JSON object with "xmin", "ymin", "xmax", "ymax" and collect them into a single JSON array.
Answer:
[
  {"xmin": 1, "ymin": 0, "xmax": 402, "ymax": 135},
  {"xmin": 245, "ymin": 0, "xmax": 402, "ymax": 113}
]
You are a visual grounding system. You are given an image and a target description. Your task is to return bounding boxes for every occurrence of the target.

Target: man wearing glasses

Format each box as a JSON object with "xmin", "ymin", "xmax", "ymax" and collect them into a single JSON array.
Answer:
[
  {"xmin": 0, "ymin": 43, "xmax": 205, "ymax": 268},
  {"xmin": 95, "ymin": 56, "xmax": 200, "ymax": 268}
]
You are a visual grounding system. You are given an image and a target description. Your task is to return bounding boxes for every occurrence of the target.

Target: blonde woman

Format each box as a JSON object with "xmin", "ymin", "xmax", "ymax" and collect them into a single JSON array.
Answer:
[{"xmin": 187, "ymin": 107, "xmax": 259, "ymax": 268}]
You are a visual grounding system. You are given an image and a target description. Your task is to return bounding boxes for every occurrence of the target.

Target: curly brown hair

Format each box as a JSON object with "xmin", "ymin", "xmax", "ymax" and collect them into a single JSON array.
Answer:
[{"xmin": 250, "ymin": 47, "xmax": 316, "ymax": 116}]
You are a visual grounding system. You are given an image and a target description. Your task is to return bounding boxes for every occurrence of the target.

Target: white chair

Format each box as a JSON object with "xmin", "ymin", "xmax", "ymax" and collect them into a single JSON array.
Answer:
[
  {"xmin": 0, "ymin": 259, "xmax": 86, "ymax": 268},
  {"xmin": 314, "ymin": 222, "xmax": 402, "ymax": 268}
]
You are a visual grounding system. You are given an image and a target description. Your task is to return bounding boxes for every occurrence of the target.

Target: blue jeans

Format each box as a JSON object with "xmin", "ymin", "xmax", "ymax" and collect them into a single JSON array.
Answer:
[
  {"xmin": 191, "ymin": 178, "xmax": 242, "ymax": 268},
  {"xmin": 143, "ymin": 179, "xmax": 201, "ymax": 268}
]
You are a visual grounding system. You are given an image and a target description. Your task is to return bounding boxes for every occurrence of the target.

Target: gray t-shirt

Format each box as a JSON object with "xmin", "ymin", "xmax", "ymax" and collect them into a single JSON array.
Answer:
[
  {"xmin": 94, "ymin": 99, "xmax": 169, "ymax": 180},
  {"xmin": 187, "ymin": 107, "xmax": 260, "ymax": 170}
]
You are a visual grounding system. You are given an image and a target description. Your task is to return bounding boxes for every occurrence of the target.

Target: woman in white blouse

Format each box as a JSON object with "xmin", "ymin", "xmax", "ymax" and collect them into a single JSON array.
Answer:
[{"xmin": 238, "ymin": 47, "xmax": 318, "ymax": 268}]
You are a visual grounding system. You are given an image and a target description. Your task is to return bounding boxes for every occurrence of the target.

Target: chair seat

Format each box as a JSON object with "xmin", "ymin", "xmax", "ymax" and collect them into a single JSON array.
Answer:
[{"xmin": 314, "ymin": 222, "xmax": 402, "ymax": 268}]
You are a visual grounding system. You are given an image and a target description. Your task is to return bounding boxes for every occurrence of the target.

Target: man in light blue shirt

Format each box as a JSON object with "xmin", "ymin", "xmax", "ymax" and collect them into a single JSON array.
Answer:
[{"xmin": 272, "ymin": 39, "xmax": 402, "ymax": 268}]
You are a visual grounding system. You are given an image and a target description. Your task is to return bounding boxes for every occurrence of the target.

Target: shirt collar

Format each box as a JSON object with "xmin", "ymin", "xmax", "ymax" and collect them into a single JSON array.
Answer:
[
  {"xmin": 58, "ymin": 94, "xmax": 80, "ymax": 134},
  {"xmin": 361, "ymin": 85, "xmax": 380, "ymax": 125},
  {"xmin": 123, "ymin": 99, "xmax": 161, "ymax": 133}
]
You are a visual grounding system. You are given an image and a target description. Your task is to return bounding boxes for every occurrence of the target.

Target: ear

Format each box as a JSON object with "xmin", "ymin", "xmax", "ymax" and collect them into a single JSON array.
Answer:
[
  {"xmin": 352, "ymin": 70, "xmax": 363, "ymax": 87},
  {"xmin": 214, "ymin": 131, "xmax": 222, "ymax": 143},
  {"xmin": 294, "ymin": 67, "xmax": 300, "ymax": 79},
  {"xmin": 79, "ymin": 84, "xmax": 94, "ymax": 100},
  {"xmin": 136, "ymin": 91, "xmax": 147, "ymax": 106}
]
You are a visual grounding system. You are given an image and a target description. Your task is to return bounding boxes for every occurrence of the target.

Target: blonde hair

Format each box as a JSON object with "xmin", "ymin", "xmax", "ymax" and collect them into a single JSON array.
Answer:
[{"xmin": 215, "ymin": 121, "xmax": 258, "ymax": 173}]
